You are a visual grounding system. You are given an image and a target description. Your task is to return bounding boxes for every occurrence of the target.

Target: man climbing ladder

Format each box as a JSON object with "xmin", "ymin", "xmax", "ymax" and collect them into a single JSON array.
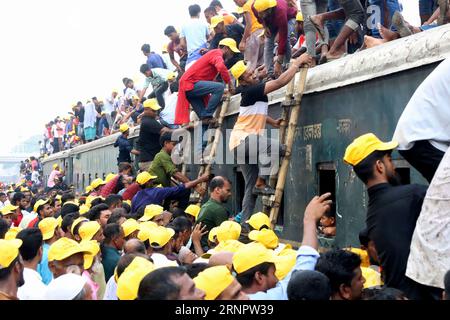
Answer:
[{"xmin": 228, "ymin": 53, "xmax": 313, "ymax": 232}]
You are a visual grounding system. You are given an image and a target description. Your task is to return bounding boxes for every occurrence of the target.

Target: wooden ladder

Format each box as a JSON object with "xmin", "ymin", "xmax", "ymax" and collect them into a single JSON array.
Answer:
[{"xmin": 262, "ymin": 67, "xmax": 309, "ymax": 228}]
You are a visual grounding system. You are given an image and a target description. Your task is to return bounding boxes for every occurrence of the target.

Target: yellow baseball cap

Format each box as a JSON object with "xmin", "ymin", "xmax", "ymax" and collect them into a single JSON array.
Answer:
[
  {"xmin": 248, "ymin": 228, "xmax": 279, "ymax": 249},
  {"xmin": 230, "ymin": 60, "xmax": 248, "ymax": 85},
  {"xmin": 343, "ymin": 133, "xmax": 398, "ymax": 166},
  {"xmin": 90, "ymin": 178, "xmax": 106, "ymax": 189},
  {"xmin": 208, "ymin": 227, "xmax": 219, "ymax": 243},
  {"xmin": 79, "ymin": 221, "xmax": 101, "ymax": 241},
  {"xmin": 143, "ymin": 98, "xmax": 161, "ymax": 111},
  {"xmin": 193, "ymin": 266, "xmax": 235, "ymax": 300},
  {"xmin": 148, "ymin": 226, "xmax": 175, "ymax": 248},
  {"xmin": 85, "ymin": 185, "xmax": 93, "ymax": 193},
  {"xmin": 362, "ymin": 267, "xmax": 382, "ymax": 288},
  {"xmin": 167, "ymin": 72, "xmax": 176, "ymax": 81},
  {"xmin": 122, "ymin": 218, "xmax": 139, "ymax": 237},
  {"xmin": 296, "ymin": 11, "xmax": 304, "ymax": 22},
  {"xmin": 56, "ymin": 215, "xmax": 63, "ymax": 228},
  {"xmin": 218, "ymin": 38, "xmax": 240, "ymax": 53},
  {"xmin": 185, "ymin": 204, "xmax": 201, "ymax": 220},
  {"xmin": 70, "ymin": 217, "xmax": 88, "ymax": 236},
  {"xmin": 246, "ymin": 212, "xmax": 271, "ymax": 230},
  {"xmin": 5, "ymin": 227, "xmax": 22, "ymax": 240},
  {"xmin": 232, "ymin": 242, "xmax": 278, "ymax": 274},
  {"xmin": 139, "ymin": 204, "xmax": 164, "ymax": 222},
  {"xmin": 274, "ymin": 247, "xmax": 297, "ymax": 280},
  {"xmin": 55, "ymin": 195, "xmax": 62, "ymax": 201},
  {"xmin": 0, "ymin": 239, "xmax": 22, "ymax": 269},
  {"xmin": 53, "ymin": 164, "xmax": 59, "ymax": 169},
  {"xmin": 38, "ymin": 217, "xmax": 58, "ymax": 241},
  {"xmin": 254, "ymin": 0, "xmax": 277, "ymax": 12},
  {"xmin": 346, "ymin": 247, "xmax": 370, "ymax": 268},
  {"xmin": 85, "ymin": 196, "xmax": 104, "ymax": 207},
  {"xmin": 131, "ymin": 95, "xmax": 140, "ymax": 101},
  {"xmin": 1, "ymin": 204, "xmax": 18, "ymax": 216},
  {"xmin": 119, "ymin": 123, "xmax": 130, "ymax": 133},
  {"xmin": 105, "ymin": 173, "xmax": 117, "ymax": 183},
  {"xmin": 210, "ymin": 15, "xmax": 225, "ymax": 28},
  {"xmin": 137, "ymin": 221, "xmax": 158, "ymax": 242},
  {"xmin": 33, "ymin": 199, "xmax": 50, "ymax": 213},
  {"xmin": 79, "ymin": 204, "xmax": 90, "ymax": 216},
  {"xmin": 216, "ymin": 221, "xmax": 241, "ymax": 243},
  {"xmin": 117, "ymin": 256, "xmax": 155, "ymax": 300},
  {"xmin": 136, "ymin": 172, "xmax": 157, "ymax": 185},
  {"xmin": 81, "ymin": 240, "xmax": 100, "ymax": 270},
  {"xmin": 48, "ymin": 237, "xmax": 92, "ymax": 262},
  {"xmin": 214, "ymin": 239, "xmax": 244, "ymax": 253}
]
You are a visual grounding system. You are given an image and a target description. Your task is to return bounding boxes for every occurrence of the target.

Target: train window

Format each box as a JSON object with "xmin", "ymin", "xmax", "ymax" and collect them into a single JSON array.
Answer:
[{"xmin": 317, "ymin": 162, "xmax": 336, "ymax": 239}]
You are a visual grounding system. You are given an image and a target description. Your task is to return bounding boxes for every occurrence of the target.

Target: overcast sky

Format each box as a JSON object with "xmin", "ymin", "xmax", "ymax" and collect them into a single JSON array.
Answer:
[{"xmin": 0, "ymin": 0, "xmax": 418, "ymax": 153}]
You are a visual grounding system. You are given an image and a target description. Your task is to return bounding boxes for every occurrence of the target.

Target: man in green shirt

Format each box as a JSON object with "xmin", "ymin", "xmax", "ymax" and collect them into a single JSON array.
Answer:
[{"xmin": 196, "ymin": 176, "xmax": 232, "ymax": 250}]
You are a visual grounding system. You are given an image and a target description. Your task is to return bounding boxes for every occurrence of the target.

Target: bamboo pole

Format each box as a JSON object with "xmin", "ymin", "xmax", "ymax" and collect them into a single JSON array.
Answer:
[
  {"xmin": 263, "ymin": 71, "xmax": 296, "ymax": 214},
  {"xmin": 269, "ymin": 67, "xmax": 308, "ymax": 228}
]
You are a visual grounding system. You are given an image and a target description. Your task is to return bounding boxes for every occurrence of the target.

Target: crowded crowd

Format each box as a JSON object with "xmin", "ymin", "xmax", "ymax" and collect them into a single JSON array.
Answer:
[
  {"xmin": 1, "ymin": 0, "xmax": 449, "ymax": 302},
  {"xmin": 40, "ymin": 0, "xmax": 450, "ymax": 155}
]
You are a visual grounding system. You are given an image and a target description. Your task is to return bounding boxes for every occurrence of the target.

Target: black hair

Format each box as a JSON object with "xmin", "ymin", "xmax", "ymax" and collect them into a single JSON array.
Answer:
[
  {"xmin": 353, "ymin": 150, "xmax": 390, "ymax": 184},
  {"xmin": 61, "ymin": 212, "xmax": 80, "ymax": 233},
  {"xmin": 122, "ymin": 201, "xmax": 131, "ymax": 214},
  {"xmin": 134, "ymin": 206, "xmax": 146, "ymax": 220},
  {"xmin": 12, "ymin": 192, "xmax": 25, "ymax": 205},
  {"xmin": 184, "ymin": 263, "xmax": 209, "ymax": 279},
  {"xmin": 140, "ymin": 63, "xmax": 151, "ymax": 75},
  {"xmin": 287, "ymin": 270, "xmax": 332, "ymax": 300},
  {"xmin": 103, "ymin": 223, "xmax": 122, "ymax": 243},
  {"xmin": 363, "ymin": 287, "xmax": 406, "ymax": 300},
  {"xmin": 171, "ymin": 208, "xmax": 188, "ymax": 220},
  {"xmin": 72, "ymin": 219, "xmax": 87, "ymax": 237},
  {"xmin": 234, "ymin": 262, "xmax": 274, "ymax": 289},
  {"xmin": 189, "ymin": 4, "xmax": 201, "ymax": 17},
  {"xmin": 138, "ymin": 267, "xmax": 186, "ymax": 300},
  {"xmin": 0, "ymin": 256, "xmax": 19, "ymax": 281},
  {"xmin": 118, "ymin": 162, "xmax": 132, "ymax": 173},
  {"xmin": 204, "ymin": 6, "xmax": 217, "ymax": 15},
  {"xmin": 0, "ymin": 218, "xmax": 8, "ymax": 238},
  {"xmin": 60, "ymin": 203, "xmax": 79, "ymax": 218},
  {"xmin": 358, "ymin": 228, "xmax": 370, "ymax": 247},
  {"xmin": 124, "ymin": 239, "xmax": 146, "ymax": 255},
  {"xmin": 105, "ymin": 194, "xmax": 123, "ymax": 209},
  {"xmin": 61, "ymin": 192, "xmax": 75, "ymax": 204},
  {"xmin": 168, "ymin": 216, "xmax": 193, "ymax": 239},
  {"xmin": 209, "ymin": 176, "xmax": 230, "ymax": 193},
  {"xmin": 90, "ymin": 197, "xmax": 105, "ymax": 207},
  {"xmin": 164, "ymin": 25, "xmax": 177, "ymax": 36},
  {"xmin": 210, "ymin": 0, "xmax": 222, "ymax": 8},
  {"xmin": 107, "ymin": 208, "xmax": 127, "ymax": 225},
  {"xmin": 169, "ymin": 81, "xmax": 179, "ymax": 93},
  {"xmin": 16, "ymin": 228, "xmax": 43, "ymax": 261},
  {"xmin": 88, "ymin": 203, "xmax": 110, "ymax": 221},
  {"xmin": 0, "ymin": 192, "xmax": 6, "ymax": 197},
  {"xmin": 315, "ymin": 249, "xmax": 362, "ymax": 295},
  {"xmin": 141, "ymin": 44, "xmax": 151, "ymax": 54},
  {"xmin": 444, "ymin": 270, "xmax": 450, "ymax": 300}
]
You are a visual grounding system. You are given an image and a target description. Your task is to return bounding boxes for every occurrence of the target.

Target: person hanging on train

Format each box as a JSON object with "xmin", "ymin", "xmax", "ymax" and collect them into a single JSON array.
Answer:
[
  {"xmin": 228, "ymin": 53, "xmax": 313, "ymax": 233},
  {"xmin": 114, "ymin": 124, "xmax": 135, "ymax": 166}
]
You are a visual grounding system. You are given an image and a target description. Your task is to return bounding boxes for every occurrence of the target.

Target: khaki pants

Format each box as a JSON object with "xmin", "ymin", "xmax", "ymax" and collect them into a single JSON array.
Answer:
[
  {"xmin": 138, "ymin": 161, "xmax": 152, "ymax": 172},
  {"xmin": 244, "ymin": 28, "xmax": 264, "ymax": 70}
]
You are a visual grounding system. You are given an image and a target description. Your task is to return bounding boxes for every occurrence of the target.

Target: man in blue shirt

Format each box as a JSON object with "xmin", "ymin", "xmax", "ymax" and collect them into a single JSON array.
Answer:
[
  {"xmin": 232, "ymin": 193, "xmax": 332, "ymax": 300},
  {"xmin": 114, "ymin": 123, "xmax": 134, "ymax": 165},
  {"xmin": 141, "ymin": 44, "xmax": 167, "ymax": 69},
  {"xmin": 131, "ymin": 172, "xmax": 210, "ymax": 213}
]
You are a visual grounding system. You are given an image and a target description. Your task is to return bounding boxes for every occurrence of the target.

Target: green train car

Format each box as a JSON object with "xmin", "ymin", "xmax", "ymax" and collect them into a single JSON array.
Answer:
[{"xmin": 42, "ymin": 25, "xmax": 450, "ymax": 247}]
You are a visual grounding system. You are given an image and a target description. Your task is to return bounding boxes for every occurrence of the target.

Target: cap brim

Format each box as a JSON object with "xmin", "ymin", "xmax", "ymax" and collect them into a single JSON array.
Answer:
[
  {"xmin": 230, "ymin": 46, "xmax": 241, "ymax": 53},
  {"xmin": 9, "ymin": 239, "xmax": 23, "ymax": 248},
  {"xmin": 150, "ymin": 106, "xmax": 162, "ymax": 111},
  {"xmin": 42, "ymin": 230, "xmax": 56, "ymax": 241},
  {"xmin": 248, "ymin": 230, "xmax": 259, "ymax": 241},
  {"xmin": 376, "ymin": 140, "xmax": 399, "ymax": 151}
]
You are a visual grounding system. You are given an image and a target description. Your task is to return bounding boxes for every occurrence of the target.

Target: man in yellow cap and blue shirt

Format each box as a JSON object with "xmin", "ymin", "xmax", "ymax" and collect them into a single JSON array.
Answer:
[
  {"xmin": 343, "ymin": 133, "xmax": 441, "ymax": 300},
  {"xmin": 0, "ymin": 239, "xmax": 24, "ymax": 300},
  {"xmin": 229, "ymin": 53, "xmax": 312, "ymax": 232},
  {"xmin": 114, "ymin": 123, "xmax": 135, "ymax": 165}
]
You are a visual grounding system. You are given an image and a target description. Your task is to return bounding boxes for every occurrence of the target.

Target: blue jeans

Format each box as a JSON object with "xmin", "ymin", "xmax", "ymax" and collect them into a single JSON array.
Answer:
[
  {"xmin": 264, "ymin": 23, "xmax": 293, "ymax": 75},
  {"xmin": 186, "ymin": 81, "xmax": 225, "ymax": 119},
  {"xmin": 368, "ymin": 0, "xmax": 402, "ymax": 38},
  {"xmin": 419, "ymin": 0, "xmax": 438, "ymax": 17},
  {"xmin": 326, "ymin": 0, "xmax": 345, "ymax": 40}
]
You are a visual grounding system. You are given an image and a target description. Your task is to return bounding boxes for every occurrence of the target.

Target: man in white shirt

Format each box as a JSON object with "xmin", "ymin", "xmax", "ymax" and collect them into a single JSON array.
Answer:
[
  {"xmin": 17, "ymin": 228, "xmax": 47, "ymax": 300},
  {"xmin": 393, "ymin": 58, "xmax": 450, "ymax": 183},
  {"xmin": 0, "ymin": 192, "xmax": 10, "ymax": 209},
  {"xmin": 180, "ymin": 4, "xmax": 210, "ymax": 70}
]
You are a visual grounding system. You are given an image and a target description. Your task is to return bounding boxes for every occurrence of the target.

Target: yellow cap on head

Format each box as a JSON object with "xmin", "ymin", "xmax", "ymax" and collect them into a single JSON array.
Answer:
[
  {"xmin": 218, "ymin": 38, "xmax": 240, "ymax": 53},
  {"xmin": 48, "ymin": 237, "xmax": 92, "ymax": 261},
  {"xmin": 296, "ymin": 11, "xmax": 304, "ymax": 22},
  {"xmin": 248, "ymin": 228, "xmax": 279, "ymax": 249},
  {"xmin": 81, "ymin": 240, "xmax": 100, "ymax": 270},
  {"xmin": 148, "ymin": 226, "xmax": 175, "ymax": 248},
  {"xmin": 79, "ymin": 221, "xmax": 101, "ymax": 241},
  {"xmin": 193, "ymin": 266, "xmax": 235, "ymax": 300},
  {"xmin": 254, "ymin": 0, "xmax": 277, "ymax": 12},
  {"xmin": 208, "ymin": 226, "xmax": 219, "ymax": 243},
  {"xmin": 122, "ymin": 219, "xmax": 139, "ymax": 238},
  {"xmin": 38, "ymin": 217, "xmax": 58, "ymax": 241},
  {"xmin": 143, "ymin": 98, "xmax": 161, "ymax": 111},
  {"xmin": 343, "ymin": 133, "xmax": 398, "ymax": 166},
  {"xmin": 139, "ymin": 204, "xmax": 164, "ymax": 222},
  {"xmin": 216, "ymin": 221, "xmax": 241, "ymax": 243},
  {"xmin": 117, "ymin": 257, "xmax": 155, "ymax": 300},
  {"xmin": 105, "ymin": 173, "xmax": 117, "ymax": 183},
  {"xmin": 5, "ymin": 227, "xmax": 22, "ymax": 240},
  {"xmin": 90, "ymin": 178, "xmax": 106, "ymax": 190},
  {"xmin": 184, "ymin": 204, "xmax": 201, "ymax": 220},
  {"xmin": 232, "ymin": 242, "xmax": 278, "ymax": 274},
  {"xmin": 0, "ymin": 239, "xmax": 22, "ymax": 269},
  {"xmin": 230, "ymin": 60, "xmax": 247, "ymax": 85},
  {"xmin": 210, "ymin": 15, "xmax": 225, "ymax": 28},
  {"xmin": 246, "ymin": 212, "xmax": 271, "ymax": 230},
  {"xmin": 136, "ymin": 172, "xmax": 157, "ymax": 185},
  {"xmin": 33, "ymin": 199, "xmax": 50, "ymax": 213},
  {"xmin": 1, "ymin": 204, "xmax": 19, "ymax": 216}
]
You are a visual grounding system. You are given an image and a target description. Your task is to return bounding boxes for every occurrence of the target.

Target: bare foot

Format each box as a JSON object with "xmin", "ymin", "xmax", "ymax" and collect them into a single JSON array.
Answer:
[
  {"xmin": 378, "ymin": 23, "xmax": 400, "ymax": 41},
  {"xmin": 309, "ymin": 15, "xmax": 326, "ymax": 39},
  {"xmin": 364, "ymin": 35, "xmax": 387, "ymax": 48}
]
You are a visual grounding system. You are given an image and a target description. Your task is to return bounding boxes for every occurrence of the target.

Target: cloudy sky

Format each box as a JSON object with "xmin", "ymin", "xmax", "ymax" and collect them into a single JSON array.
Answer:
[{"xmin": 0, "ymin": 0, "xmax": 418, "ymax": 153}]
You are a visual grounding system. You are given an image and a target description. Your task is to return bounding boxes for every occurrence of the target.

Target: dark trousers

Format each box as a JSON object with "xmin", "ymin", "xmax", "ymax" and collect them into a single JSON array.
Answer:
[
  {"xmin": 148, "ymin": 81, "xmax": 169, "ymax": 109},
  {"xmin": 398, "ymin": 140, "xmax": 445, "ymax": 183},
  {"xmin": 164, "ymin": 187, "xmax": 191, "ymax": 211}
]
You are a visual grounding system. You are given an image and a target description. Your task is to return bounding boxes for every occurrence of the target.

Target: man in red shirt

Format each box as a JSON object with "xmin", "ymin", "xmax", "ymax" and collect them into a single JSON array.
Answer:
[
  {"xmin": 175, "ymin": 39, "xmax": 237, "ymax": 125},
  {"xmin": 164, "ymin": 26, "xmax": 187, "ymax": 74},
  {"xmin": 253, "ymin": 0, "xmax": 297, "ymax": 78}
]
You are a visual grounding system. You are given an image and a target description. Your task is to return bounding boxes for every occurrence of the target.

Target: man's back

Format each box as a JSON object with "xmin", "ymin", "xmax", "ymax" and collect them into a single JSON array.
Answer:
[
  {"xmin": 138, "ymin": 116, "xmax": 163, "ymax": 162},
  {"xmin": 181, "ymin": 19, "xmax": 209, "ymax": 55},
  {"xmin": 197, "ymin": 198, "xmax": 229, "ymax": 248},
  {"xmin": 366, "ymin": 182, "xmax": 430, "ymax": 299}
]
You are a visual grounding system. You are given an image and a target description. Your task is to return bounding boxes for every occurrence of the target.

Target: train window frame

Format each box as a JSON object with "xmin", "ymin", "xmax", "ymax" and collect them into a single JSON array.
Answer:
[{"xmin": 316, "ymin": 162, "xmax": 337, "ymax": 241}]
